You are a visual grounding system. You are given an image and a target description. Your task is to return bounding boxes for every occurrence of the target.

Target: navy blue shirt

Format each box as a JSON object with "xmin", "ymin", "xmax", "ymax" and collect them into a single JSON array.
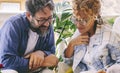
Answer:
[{"xmin": 0, "ymin": 13, "xmax": 55, "ymax": 73}]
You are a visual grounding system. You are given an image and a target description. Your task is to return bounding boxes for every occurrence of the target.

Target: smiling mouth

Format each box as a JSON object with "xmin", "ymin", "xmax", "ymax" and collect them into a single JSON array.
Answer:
[
  {"xmin": 39, "ymin": 27, "xmax": 49, "ymax": 33},
  {"xmin": 79, "ymin": 28, "xmax": 84, "ymax": 30},
  {"xmin": 40, "ymin": 27, "xmax": 48, "ymax": 30}
]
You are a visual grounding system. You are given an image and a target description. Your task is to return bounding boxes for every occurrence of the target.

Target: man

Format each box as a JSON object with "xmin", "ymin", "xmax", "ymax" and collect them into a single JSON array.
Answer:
[{"xmin": 0, "ymin": 0, "xmax": 58, "ymax": 73}]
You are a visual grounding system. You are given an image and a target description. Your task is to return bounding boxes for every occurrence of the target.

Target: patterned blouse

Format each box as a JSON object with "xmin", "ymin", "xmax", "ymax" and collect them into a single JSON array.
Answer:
[{"xmin": 72, "ymin": 24, "xmax": 120, "ymax": 73}]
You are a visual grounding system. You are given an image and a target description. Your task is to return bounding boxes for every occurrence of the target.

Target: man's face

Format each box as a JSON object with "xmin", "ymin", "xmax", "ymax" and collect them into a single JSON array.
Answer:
[{"xmin": 29, "ymin": 6, "xmax": 53, "ymax": 37}]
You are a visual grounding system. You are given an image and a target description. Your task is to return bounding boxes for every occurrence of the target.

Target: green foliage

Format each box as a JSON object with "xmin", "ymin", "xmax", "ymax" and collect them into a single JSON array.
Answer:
[
  {"xmin": 53, "ymin": 1, "xmax": 76, "ymax": 63},
  {"xmin": 54, "ymin": 1, "xmax": 72, "ymax": 13},
  {"xmin": 107, "ymin": 18, "xmax": 115, "ymax": 26},
  {"xmin": 59, "ymin": 55, "xmax": 64, "ymax": 62},
  {"xmin": 54, "ymin": 12, "xmax": 76, "ymax": 46},
  {"xmin": 54, "ymin": 1, "xmax": 76, "ymax": 46}
]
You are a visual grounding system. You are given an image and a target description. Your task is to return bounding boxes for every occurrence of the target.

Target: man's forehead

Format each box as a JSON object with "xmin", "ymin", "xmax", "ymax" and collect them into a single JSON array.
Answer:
[{"xmin": 34, "ymin": 7, "xmax": 53, "ymax": 18}]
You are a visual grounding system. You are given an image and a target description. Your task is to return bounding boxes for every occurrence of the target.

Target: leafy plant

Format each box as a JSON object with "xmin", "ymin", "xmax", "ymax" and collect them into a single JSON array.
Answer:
[
  {"xmin": 54, "ymin": 12, "xmax": 76, "ymax": 46},
  {"xmin": 53, "ymin": 1, "xmax": 76, "ymax": 58},
  {"xmin": 107, "ymin": 18, "xmax": 115, "ymax": 26}
]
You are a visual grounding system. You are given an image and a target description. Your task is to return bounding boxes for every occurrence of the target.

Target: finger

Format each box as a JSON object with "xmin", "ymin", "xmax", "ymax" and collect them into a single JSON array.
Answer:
[
  {"xmin": 38, "ymin": 58, "xmax": 42, "ymax": 67},
  {"xmin": 81, "ymin": 38, "xmax": 89, "ymax": 42},
  {"xmin": 36, "ymin": 59, "xmax": 41, "ymax": 68},
  {"xmin": 76, "ymin": 41, "xmax": 88, "ymax": 45},
  {"xmin": 24, "ymin": 54, "xmax": 30, "ymax": 59},
  {"xmin": 40, "ymin": 58, "xmax": 44, "ymax": 66},
  {"xmin": 33, "ymin": 56, "xmax": 38, "ymax": 69},
  {"xmin": 82, "ymin": 41, "xmax": 89, "ymax": 45},
  {"xmin": 75, "ymin": 37, "xmax": 89, "ymax": 44},
  {"xmin": 81, "ymin": 32, "xmax": 89, "ymax": 36},
  {"xmin": 29, "ymin": 55, "xmax": 34, "ymax": 70},
  {"xmin": 80, "ymin": 35, "xmax": 89, "ymax": 39}
]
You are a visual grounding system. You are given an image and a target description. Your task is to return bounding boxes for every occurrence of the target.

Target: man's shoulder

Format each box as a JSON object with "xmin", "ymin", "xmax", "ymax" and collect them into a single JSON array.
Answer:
[
  {"xmin": 8, "ymin": 13, "xmax": 26, "ymax": 23},
  {"xmin": 0, "ymin": 13, "xmax": 29, "ymax": 34},
  {"xmin": 4, "ymin": 13, "xmax": 29, "ymax": 29}
]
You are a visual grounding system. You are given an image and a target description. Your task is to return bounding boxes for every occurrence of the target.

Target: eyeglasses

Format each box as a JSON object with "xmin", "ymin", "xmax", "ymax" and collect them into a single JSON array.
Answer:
[
  {"xmin": 33, "ymin": 16, "xmax": 54, "ymax": 25},
  {"xmin": 71, "ymin": 16, "xmax": 91, "ymax": 26}
]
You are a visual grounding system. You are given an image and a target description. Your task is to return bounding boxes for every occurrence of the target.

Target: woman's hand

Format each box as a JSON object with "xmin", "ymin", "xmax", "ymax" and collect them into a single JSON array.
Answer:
[
  {"xmin": 70, "ymin": 33, "xmax": 89, "ymax": 46},
  {"xmin": 97, "ymin": 70, "xmax": 106, "ymax": 73},
  {"xmin": 65, "ymin": 33, "xmax": 89, "ymax": 58}
]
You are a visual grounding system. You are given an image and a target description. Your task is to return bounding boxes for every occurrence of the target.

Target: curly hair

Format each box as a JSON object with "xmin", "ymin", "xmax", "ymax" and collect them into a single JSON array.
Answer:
[
  {"xmin": 25, "ymin": 0, "xmax": 54, "ymax": 16},
  {"xmin": 72, "ymin": 0, "xmax": 103, "ymax": 25},
  {"xmin": 72, "ymin": 0, "xmax": 101, "ymax": 18}
]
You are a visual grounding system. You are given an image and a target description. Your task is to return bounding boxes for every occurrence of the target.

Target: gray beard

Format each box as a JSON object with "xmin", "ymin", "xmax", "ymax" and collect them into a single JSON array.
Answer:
[
  {"xmin": 29, "ymin": 19, "xmax": 50, "ymax": 37},
  {"xmin": 38, "ymin": 26, "xmax": 50, "ymax": 37}
]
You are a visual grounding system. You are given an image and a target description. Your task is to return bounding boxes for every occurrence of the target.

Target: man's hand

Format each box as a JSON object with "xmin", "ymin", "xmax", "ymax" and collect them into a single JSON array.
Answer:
[
  {"xmin": 25, "ymin": 50, "xmax": 45, "ymax": 70},
  {"xmin": 41, "ymin": 54, "xmax": 58, "ymax": 67}
]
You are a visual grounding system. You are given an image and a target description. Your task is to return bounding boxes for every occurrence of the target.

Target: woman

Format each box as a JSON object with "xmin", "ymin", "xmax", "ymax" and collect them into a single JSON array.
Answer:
[{"xmin": 64, "ymin": 0, "xmax": 120, "ymax": 73}]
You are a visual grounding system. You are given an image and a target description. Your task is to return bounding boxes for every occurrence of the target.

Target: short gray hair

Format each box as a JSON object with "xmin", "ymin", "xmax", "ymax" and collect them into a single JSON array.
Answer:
[{"xmin": 25, "ymin": 0, "xmax": 54, "ymax": 16}]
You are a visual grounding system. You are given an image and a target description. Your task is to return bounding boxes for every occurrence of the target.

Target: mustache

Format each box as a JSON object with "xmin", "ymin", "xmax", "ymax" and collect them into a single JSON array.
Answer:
[{"xmin": 38, "ymin": 25, "xmax": 48, "ymax": 29}]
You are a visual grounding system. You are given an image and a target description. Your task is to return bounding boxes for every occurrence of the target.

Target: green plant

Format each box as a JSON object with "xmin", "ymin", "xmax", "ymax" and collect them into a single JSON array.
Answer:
[
  {"xmin": 107, "ymin": 18, "xmax": 115, "ymax": 26},
  {"xmin": 54, "ymin": 12, "xmax": 76, "ymax": 46},
  {"xmin": 53, "ymin": 1, "xmax": 76, "ymax": 58}
]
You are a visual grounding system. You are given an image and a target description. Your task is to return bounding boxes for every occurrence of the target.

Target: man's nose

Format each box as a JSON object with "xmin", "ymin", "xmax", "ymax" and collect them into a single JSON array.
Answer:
[{"xmin": 43, "ymin": 21, "xmax": 50, "ymax": 27}]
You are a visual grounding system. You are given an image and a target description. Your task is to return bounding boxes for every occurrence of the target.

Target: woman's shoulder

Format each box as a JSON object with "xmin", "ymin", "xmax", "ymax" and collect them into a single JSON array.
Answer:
[
  {"xmin": 112, "ymin": 16, "xmax": 120, "ymax": 34},
  {"xmin": 100, "ymin": 24, "xmax": 112, "ymax": 32}
]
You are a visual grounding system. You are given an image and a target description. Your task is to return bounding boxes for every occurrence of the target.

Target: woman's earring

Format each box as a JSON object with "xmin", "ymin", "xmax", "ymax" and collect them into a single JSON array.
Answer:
[{"xmin": 96, "ymin": 15, "xmax": 103, "ymax": 25}]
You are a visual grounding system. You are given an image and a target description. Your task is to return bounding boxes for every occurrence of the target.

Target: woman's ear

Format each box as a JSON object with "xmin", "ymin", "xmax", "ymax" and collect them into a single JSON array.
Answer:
[{"xmin": 96, "ymin": 14, "xmax": 103, "ymax": 25}]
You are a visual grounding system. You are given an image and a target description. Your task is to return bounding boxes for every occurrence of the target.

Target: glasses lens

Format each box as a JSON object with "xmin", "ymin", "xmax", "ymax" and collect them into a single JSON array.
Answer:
[
  {"xmin": 71, "ymin": 16, "xmax": 76, "ymax": 24},
  {"xmin": 34, "ymin": 16, "xmax": 54, "ymax": 25},
  {"xmin": 71, "ymin": 16, "xmax": 90, "ymax": 26}
]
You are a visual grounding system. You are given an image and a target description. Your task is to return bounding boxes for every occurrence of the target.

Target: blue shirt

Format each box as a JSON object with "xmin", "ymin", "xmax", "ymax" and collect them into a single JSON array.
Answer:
[{"xmin": 0, "ymin": 13, "xmax": 55, "ymax": 73}]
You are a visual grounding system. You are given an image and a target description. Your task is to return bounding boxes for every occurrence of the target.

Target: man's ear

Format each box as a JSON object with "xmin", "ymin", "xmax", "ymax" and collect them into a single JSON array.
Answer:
[{"xmin": 26, "ymin": 12, "xmax": 32, "ymax": 20}]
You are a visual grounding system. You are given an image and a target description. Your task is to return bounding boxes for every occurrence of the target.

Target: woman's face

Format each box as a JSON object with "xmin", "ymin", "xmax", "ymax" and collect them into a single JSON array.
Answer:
[
  {"xmin": 73, "ymin": 11, "xmax": 95, "ymax": 34},
  {"xmin": 73, "ymin": 16, "xmax": 95, "ymax": 34}
]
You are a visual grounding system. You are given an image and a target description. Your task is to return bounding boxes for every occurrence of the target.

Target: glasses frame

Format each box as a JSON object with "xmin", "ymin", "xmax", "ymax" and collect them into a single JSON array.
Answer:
[
  {"xmin": 33, "ymin": 15, "xmax": 54, "ymax": 25},
  {"xmin": 71, "ymin": 16, "xmax": 93, "ymax": 26}
]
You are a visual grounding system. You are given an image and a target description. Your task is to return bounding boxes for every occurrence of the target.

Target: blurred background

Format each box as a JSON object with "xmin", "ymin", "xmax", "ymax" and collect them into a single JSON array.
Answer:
[
  {"xmin": 0, "ymin": 0, "xmax": 120, "ymax": 27},
  {"xmin": 0, "ymin": 0, "xmax": 120, "ymax": 58}
]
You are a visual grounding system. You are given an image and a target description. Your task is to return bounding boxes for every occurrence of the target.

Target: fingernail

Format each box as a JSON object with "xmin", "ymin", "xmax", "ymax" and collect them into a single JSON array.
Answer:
[{"xmin": 29, "ymin": 67, "xmax": 31, "ymax": 69}]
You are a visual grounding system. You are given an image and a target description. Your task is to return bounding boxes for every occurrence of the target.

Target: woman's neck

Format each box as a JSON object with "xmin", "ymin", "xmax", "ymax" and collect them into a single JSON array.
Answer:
[
  {"xmin": 88, "ymin": 23, "xmax": 97, "ymax": 37},
  {"xmin": 88, "ymin": 29, "xmax": 95, "ymax": 37}
]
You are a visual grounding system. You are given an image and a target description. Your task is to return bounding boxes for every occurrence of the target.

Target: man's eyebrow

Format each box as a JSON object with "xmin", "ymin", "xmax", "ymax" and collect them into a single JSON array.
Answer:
[{"xmin": 36, "ymin": 15, "xmax": 53, "ymax": 20}]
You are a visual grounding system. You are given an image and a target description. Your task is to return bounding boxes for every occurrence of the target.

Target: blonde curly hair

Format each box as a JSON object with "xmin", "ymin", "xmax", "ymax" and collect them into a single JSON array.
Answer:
[{"xmin": 72, "ymin": 0, "xmax": 101, "ymax": 19}]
